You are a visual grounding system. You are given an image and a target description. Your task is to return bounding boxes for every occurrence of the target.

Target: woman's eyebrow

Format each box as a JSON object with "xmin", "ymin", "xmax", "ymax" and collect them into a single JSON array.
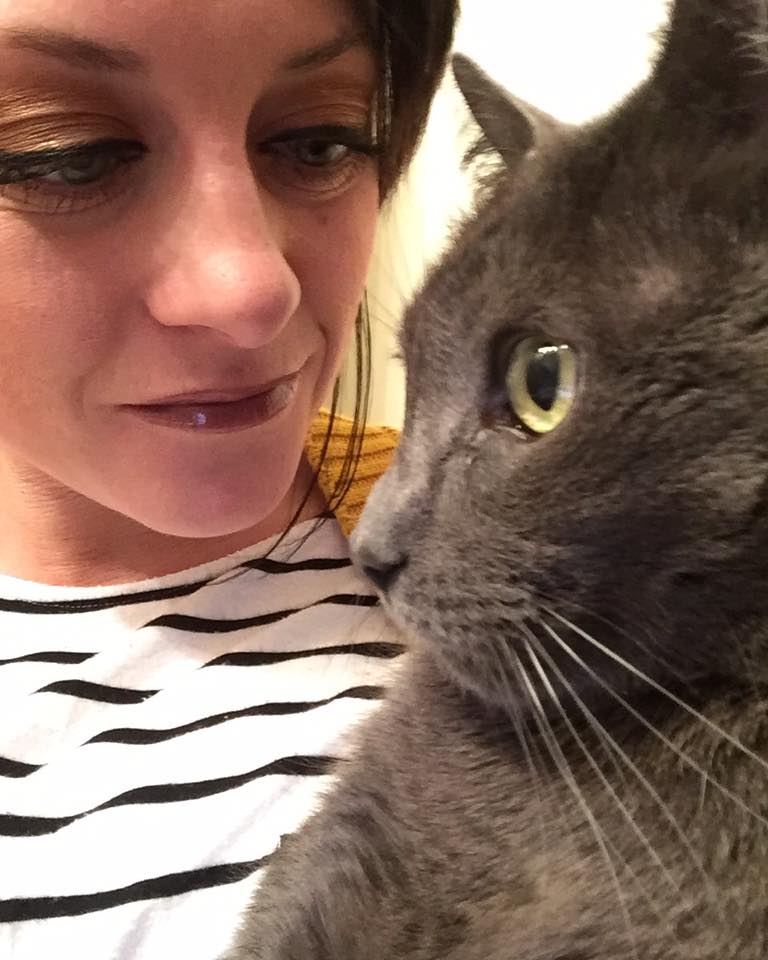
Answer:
[
  {"xmin": 0, "ymin": 25, "xmax": 366, "ymax": 75},
  {"xmin": 1, "ymin": 26, "xmax": 146, "ymax": 73},
  {"xmin": 284, "ymin": 30, "xmax": 367, "ymax": 70}
]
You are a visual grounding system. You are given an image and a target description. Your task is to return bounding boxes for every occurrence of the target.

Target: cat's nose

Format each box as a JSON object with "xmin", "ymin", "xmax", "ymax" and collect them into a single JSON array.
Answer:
[{"xmin": 356, "ymin": 547, "xmax": 409, "ymax": 593}]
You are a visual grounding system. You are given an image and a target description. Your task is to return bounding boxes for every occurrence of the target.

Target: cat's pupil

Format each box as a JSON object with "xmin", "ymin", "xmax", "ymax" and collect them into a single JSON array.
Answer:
[{"xmin": 526, "ymin": 351, "xmax": 559, "ymax": 411}]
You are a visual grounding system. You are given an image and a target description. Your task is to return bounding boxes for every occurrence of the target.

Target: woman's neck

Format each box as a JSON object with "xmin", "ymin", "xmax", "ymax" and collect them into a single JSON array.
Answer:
[{"xmin": 0, "ymin": 457, "xmax": 327, "ymax": 587}]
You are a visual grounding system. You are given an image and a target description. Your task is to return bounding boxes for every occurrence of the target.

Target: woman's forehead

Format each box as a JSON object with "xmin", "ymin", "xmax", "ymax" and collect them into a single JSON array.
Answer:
[{"xmin": 0, "ymin": 0, "xmax": 368, "ymax": 76}]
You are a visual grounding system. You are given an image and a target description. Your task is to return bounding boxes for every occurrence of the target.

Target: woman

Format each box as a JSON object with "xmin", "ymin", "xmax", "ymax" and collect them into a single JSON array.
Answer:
[{"xmin": 0, "ymin": 1, "xmax": 457, "ymax": 956}]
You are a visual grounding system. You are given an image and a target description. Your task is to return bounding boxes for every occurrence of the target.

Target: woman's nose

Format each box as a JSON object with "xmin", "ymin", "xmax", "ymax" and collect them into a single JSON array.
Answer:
[{"xmin": 143, "ymin": 171, "xmax": 301, "ymax": 348}]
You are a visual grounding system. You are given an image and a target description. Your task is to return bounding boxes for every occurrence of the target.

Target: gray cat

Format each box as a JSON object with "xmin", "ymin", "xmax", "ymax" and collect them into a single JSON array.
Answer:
[{"xmin": 227, "ymin": 1, "xmax": 768, "ymax": 956}]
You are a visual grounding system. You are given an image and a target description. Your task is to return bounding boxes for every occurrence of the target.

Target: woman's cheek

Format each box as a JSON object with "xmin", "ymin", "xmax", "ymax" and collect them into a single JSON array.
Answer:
[{"xmin": 291, "ymin": 172, "xmax": 380, "ymax": 382}]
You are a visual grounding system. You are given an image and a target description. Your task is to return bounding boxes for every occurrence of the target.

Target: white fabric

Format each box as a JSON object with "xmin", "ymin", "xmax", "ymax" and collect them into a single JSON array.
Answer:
[{"xmin": 0, "ymin": 518, "xmax": 401, "ymax": 959}]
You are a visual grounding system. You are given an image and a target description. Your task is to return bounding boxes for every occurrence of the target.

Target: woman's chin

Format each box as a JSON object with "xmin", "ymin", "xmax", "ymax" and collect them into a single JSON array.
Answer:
[
  {"xmin": 89, "ymin": 413, "xmax": 317, "ymax": 537},
  {"xmin": 125, "ymin": 489, "xmax": 296, "ymax": 543}
]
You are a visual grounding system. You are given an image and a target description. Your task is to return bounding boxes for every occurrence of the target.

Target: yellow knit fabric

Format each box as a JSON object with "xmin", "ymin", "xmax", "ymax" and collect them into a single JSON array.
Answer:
[{"xmin": 305, "ymin": 410, "xmax": 399, "ymax": 537}]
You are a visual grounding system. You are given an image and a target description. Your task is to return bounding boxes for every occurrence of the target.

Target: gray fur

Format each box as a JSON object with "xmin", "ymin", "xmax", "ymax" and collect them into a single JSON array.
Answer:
[{"xmin": 226, "ymin": 1, "xmax": 768, "ymax": 956}]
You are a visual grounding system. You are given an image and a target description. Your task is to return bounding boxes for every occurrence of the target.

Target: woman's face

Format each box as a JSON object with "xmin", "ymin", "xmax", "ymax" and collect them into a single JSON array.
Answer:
[{"xmin": 0, "ymin": 0, "xmax": 379, "ymax": 546}]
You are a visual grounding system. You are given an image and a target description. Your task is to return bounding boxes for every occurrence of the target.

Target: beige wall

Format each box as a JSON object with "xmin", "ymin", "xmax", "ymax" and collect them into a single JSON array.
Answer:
[{"xmin": 340, "ymin": 0, "xmax": 669, "ymax": 427}]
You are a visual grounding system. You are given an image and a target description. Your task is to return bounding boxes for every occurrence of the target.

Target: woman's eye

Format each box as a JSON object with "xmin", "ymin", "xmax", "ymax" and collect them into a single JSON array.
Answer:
[
  {"xmin": 35, "ymin": 150, "xmax": 124, "ymax": 186},
  {"xmin": 0, "ymin": 139, "xmax": 146, "ymax": 213},
  {"xmin": 287, "ymin": 140, "xmax": 352, "ymax": 167},
  {"xmin": 505, "ymin": 337, "xmax": 577, "ymax": 436},
  {"xmin": 259, "ymin": 124, "xmax": 378, "ymax": 195}
]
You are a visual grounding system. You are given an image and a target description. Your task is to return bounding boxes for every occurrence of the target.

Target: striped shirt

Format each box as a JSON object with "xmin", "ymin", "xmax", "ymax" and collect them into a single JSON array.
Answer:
[{"xmin": 0, "ymin": 516, "xmax": 402, "ymax": 960}]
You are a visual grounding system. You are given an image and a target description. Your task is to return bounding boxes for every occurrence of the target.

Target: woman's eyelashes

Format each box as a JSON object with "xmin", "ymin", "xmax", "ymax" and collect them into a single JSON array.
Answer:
[
  {"xmin": 0, "ymin": 138, "xmax": 147, "ymax": 214},
  {"xmin": 0, "ymin": 122, "xmax": 377, "ymax": 215}
]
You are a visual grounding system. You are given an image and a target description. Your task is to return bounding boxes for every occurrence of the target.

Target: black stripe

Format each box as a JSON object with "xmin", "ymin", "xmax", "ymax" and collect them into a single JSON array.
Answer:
[
  {"xmin": 145, "ymin": 592, "xmax": 378, "ymax": 635},
  {"xmin": 0, "ymin": 857, "xmax": 268, "ymax": 922},
  {"xmin": 89, "ymin": 685, "xmax": 385, "ymax": 745},
  {"xmin": 0, "ymin": 756, "xmax": 42, "ymax": 779},
  {"xmin": 206, "ymin": 640, "xmax": 404, "ymax": 668},
  {"xmin": 0, "ymin": 754, "xmax": 338, "ymax": 837},
  {"xmin": 0, "ymin": 557, "xmax": 356, "ymax": 615},
  {"xmin": 0, "ymin": 580, "xmax": 207, "ymax": 615},
  {"xmin": 243, "ymin": 556, "xmax": 352, "ymax": 574},
  {"xmin": 36, "ymin": 680, "xmax": 158, "ymax": 704},
  {"xmin": 0, "ymin": 651, "xmax": 94, "ymax": 667}
]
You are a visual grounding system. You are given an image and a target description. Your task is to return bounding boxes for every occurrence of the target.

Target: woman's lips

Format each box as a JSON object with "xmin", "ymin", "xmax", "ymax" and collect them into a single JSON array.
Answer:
[{"xmin": 123, "ymin": 373, "xmax": 300, "ymax": 432}]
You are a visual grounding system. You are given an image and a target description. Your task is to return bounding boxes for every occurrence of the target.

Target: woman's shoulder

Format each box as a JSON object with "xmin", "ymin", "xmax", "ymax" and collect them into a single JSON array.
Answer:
[{"xmin": 306, "ymin": 410, "xmax": 399, "ymax": 537}]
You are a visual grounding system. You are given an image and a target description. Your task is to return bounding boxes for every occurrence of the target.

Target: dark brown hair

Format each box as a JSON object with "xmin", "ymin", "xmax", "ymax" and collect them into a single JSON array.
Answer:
[
  {"xmin": 213, "ymin": 0, "xmax": 459, "ymax": 575},
  {"xmin": 356, "ymin": 0, "xmax": 461, "ymax": 195},
  {"xmin": 316, "ymin": 0, "xmax": 460, "ymax": 522}
]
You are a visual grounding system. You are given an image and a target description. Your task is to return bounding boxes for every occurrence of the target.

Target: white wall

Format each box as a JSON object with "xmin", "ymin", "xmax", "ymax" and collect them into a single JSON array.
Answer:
[{"xmin": 341, "ymin": 0, "xmax": 670, "ymax": 427}]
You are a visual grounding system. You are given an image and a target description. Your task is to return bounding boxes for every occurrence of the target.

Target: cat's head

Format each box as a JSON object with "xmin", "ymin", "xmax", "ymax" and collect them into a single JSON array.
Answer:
[{"xmin": 352, "ymin": 0, "xmax": 768, "ymax": 715}]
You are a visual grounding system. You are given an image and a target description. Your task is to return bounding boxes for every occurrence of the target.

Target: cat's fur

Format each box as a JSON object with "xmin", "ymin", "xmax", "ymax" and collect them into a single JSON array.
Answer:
[{"xmin": 227, "ymin": 1, "xmax": 768, "ymax": 956}]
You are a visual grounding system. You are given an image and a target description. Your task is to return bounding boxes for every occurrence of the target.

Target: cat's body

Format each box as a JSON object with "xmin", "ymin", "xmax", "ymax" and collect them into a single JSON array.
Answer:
[
  {"xmin": 231, "ymin": 658, "xmax": 768, "ymax": 958},
  {"xmin": 227, "ymin": 2, "xmax": 768, "ymax": 956}
]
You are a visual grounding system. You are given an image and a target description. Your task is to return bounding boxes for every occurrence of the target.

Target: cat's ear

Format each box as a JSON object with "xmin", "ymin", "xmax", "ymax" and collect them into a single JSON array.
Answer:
[
  {"xmin": 652, "ymin": 0, "xmax": 768, "ymax": 136},
  {"xmin": 452, "ymin": 54, "xmax": 560, "ymax": 170}
]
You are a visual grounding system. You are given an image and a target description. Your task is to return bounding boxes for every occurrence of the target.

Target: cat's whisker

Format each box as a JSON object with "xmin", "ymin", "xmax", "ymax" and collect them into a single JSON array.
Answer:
[
  {"xmin": 600, "ymin": 829, "xmax": 683, "ymax": 941},
  {"xmin": 512, "ymin": 650, "xmax": 640, "ymax": 960},
  {"xmin": 528, "ymin": 622, "xmax": 717, "ymax": 906},
  {"xmin": 522, "ymin": 635, "xmax": 683, "ymax": 901},
  {"xmin": 543, "ymin": 607, "xmax": 768, "ymax": 780},
  {"xmin": 521, "ymin": 627, "xmax": 632, "ymax": 797},
  {"xmin": 540, "ymin": 610, "xmax": 768, "ymax": 830},
  {"xmin": 495, "ymin": 635, "xmax": 585, "ymax": 876},
  {"xmin": 500, "ymin": 662, "xmax": 550, "ymax": 861},
  {"xmin": 534, "ymin": 588, "xmax": 689, "ymax": 688}
]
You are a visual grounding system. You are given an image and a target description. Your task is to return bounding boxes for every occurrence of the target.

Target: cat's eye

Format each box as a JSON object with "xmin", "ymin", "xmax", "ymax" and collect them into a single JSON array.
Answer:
[{"xmin": 505, "ymin": 337, "xmax": 576, "ymax": 435}]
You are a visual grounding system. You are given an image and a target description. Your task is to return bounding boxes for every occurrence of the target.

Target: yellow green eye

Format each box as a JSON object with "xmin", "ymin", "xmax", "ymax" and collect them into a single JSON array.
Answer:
[{"xmin": 505, "ymin": 337, "xmax": 577, "ymax": 434}]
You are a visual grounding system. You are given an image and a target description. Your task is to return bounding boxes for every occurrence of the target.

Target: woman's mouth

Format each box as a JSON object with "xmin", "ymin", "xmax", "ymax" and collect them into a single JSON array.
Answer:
[{"xmin": 123, "ymin": 372, "xmax": 301, "ymax": 432}]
